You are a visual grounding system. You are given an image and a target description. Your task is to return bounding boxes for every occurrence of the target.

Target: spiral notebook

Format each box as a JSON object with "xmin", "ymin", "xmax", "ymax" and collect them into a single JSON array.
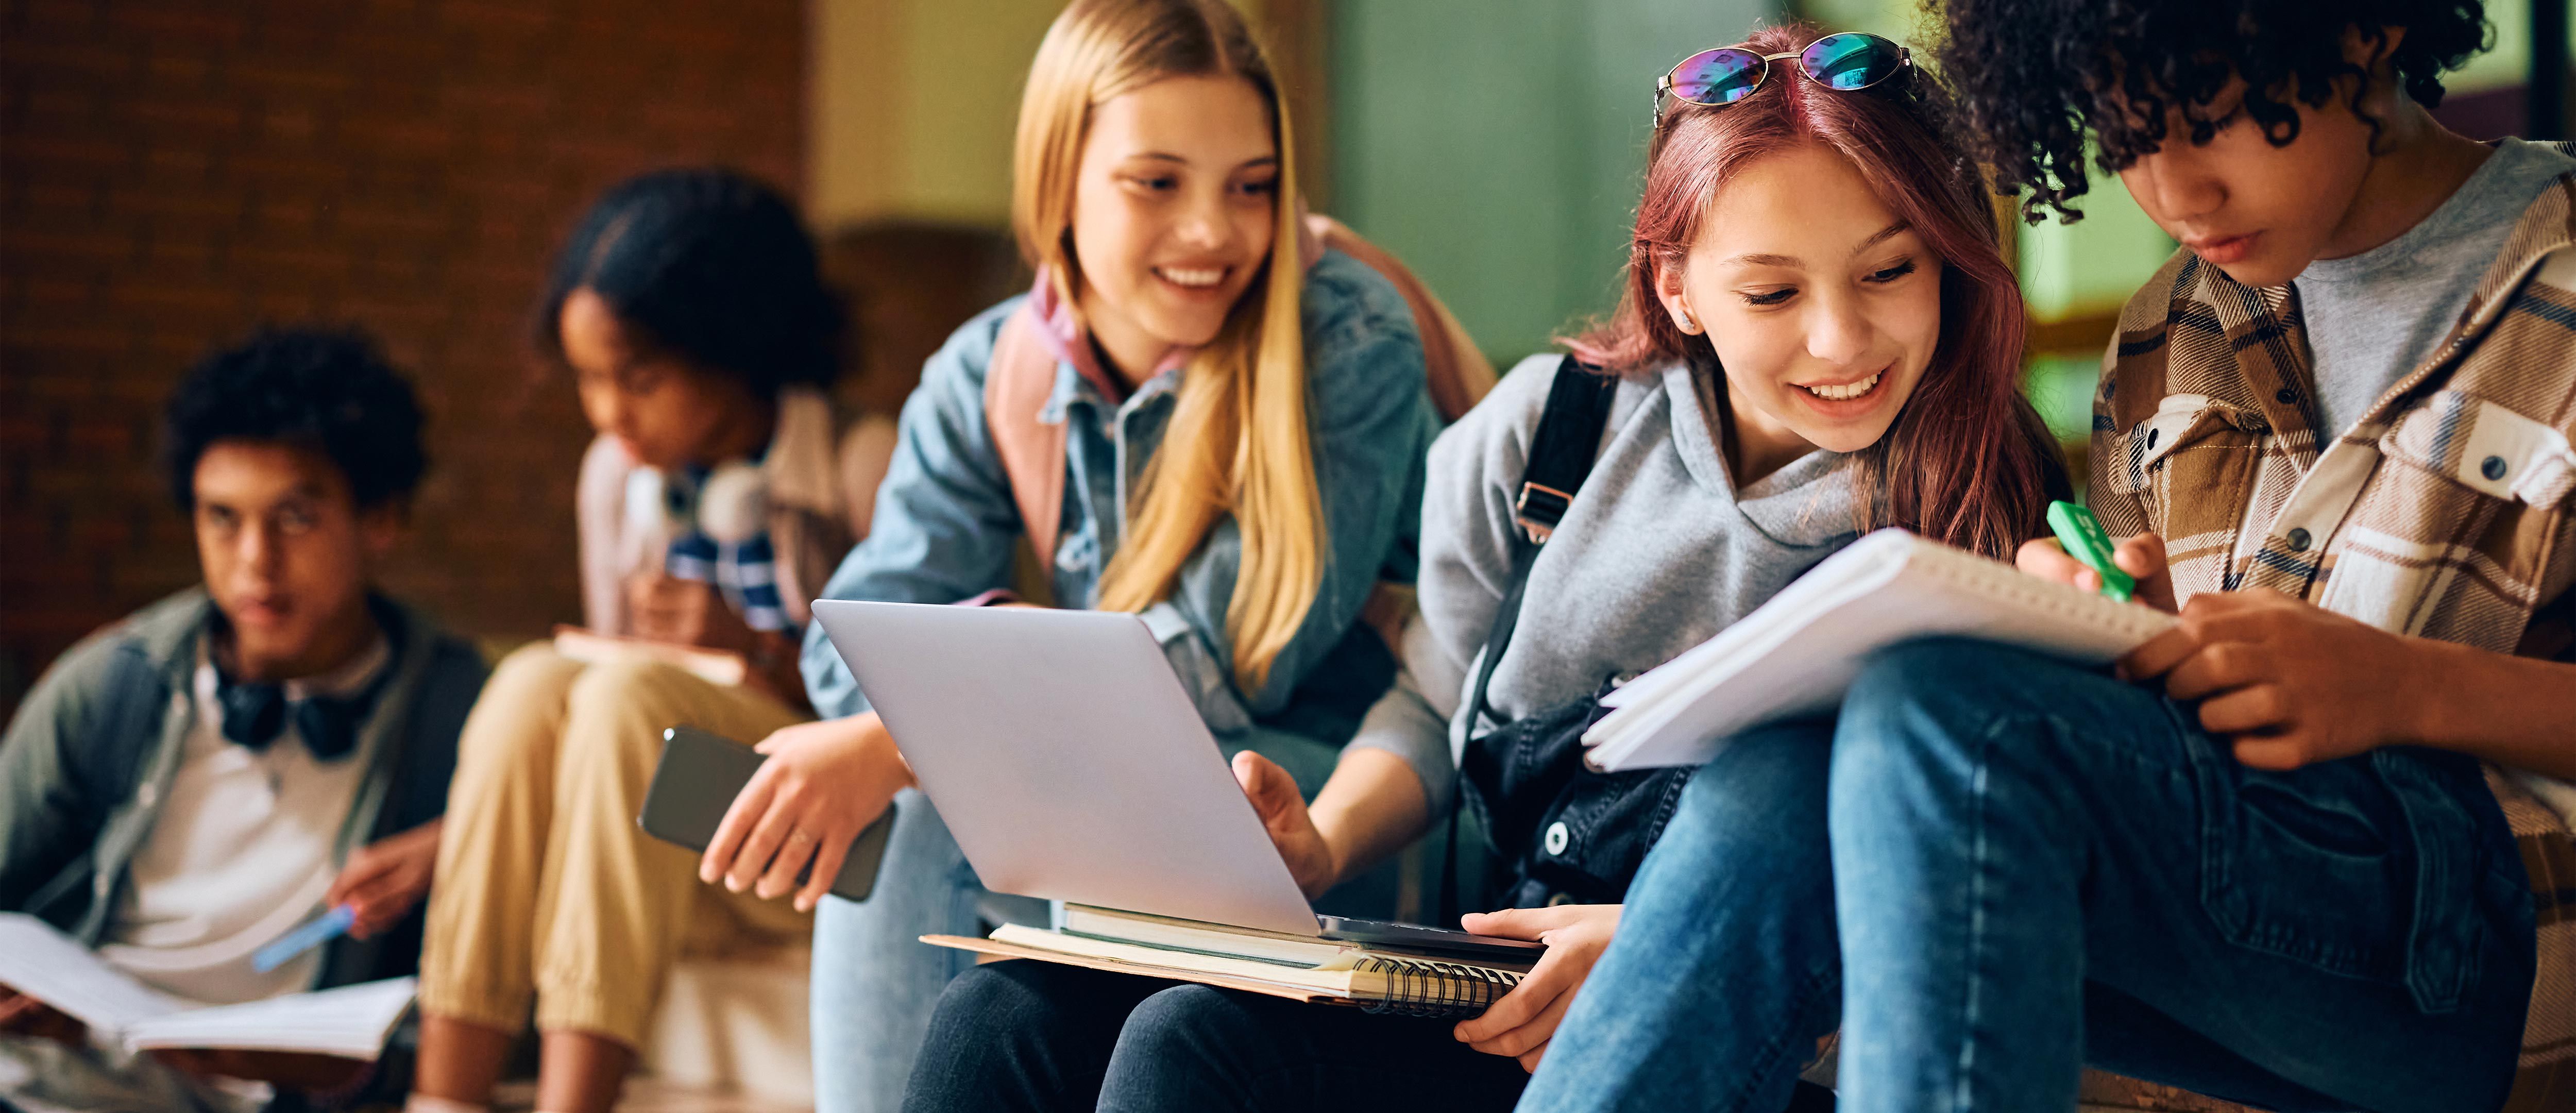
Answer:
[
  {"xmin": 923, "ymin": 905, "xmax": 1531, "ymax": 1018},
  {"xmin": 1583, "ymin": 529, "xmax": 2176, "ymax": 772}
]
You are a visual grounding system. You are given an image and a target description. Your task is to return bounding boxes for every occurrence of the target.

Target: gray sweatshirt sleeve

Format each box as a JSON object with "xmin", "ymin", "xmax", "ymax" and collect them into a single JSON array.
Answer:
[
  {"xmin": 1336, "ymin": 355, "xmax": 1569, "ymax": 817},
  {"xmin": 1340, "ymin": 613, "xmax": 1464, "ymax": 816}
]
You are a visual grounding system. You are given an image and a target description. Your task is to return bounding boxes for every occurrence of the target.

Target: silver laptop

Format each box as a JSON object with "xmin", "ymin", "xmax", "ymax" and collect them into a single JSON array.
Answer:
[{"xmin": 810, "ymin": 599, "xmax": 1543, "ymax": 959}]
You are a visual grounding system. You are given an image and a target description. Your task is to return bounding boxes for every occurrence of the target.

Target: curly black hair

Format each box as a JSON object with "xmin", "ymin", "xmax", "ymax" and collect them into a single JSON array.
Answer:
[
  {"xmin": 536, "ymin": 167, "xmax": 844, "ymax": 396},
  {"xmin": 163, "ymin": 327, "xmax": 428, "ymax": 512},
  {"xmin": 1935, "ymin": 0, "xmax": 2492, "ymax": 222}
]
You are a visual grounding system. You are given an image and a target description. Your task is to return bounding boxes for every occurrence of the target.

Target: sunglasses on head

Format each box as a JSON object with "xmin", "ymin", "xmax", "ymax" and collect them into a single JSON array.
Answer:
[{"xmin": 1654, "ymin": 31, "xmax": 1911, "ymax": 125}]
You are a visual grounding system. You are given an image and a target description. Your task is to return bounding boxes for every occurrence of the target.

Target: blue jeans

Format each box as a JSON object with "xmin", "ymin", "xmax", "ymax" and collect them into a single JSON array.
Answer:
[
  {"xmin": 811, "ymin": 730, "xmax": 1348, "ymax": 1113},
  {"xmin": 1521, "ymin": 639, "xmax": 2535, "ymax": 1113}
]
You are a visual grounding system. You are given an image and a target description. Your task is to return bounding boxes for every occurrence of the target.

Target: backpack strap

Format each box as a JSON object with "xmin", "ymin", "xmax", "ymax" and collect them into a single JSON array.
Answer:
[
  {"xmin": 984, "ymin": 305, "xmax": 1070, "ymax": 560},
  {"xmin": 1441, "ymin": 357, "xmax": 1616, "ymax": 918},
  {"xmin": 1467, "ymin": 357, "xmax": 1619, "ymax": 729}
]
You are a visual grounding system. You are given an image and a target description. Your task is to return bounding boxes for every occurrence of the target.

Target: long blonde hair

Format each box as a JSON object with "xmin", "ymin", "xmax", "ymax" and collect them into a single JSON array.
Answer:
[{"xmin": 1012, "ymin": 0, "xmax": 1321, "ymax": 693}]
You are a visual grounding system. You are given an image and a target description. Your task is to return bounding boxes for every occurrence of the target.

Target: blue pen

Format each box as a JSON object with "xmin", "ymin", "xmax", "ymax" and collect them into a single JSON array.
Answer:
[{"xmin": 252, "ymin": 904, "xmax": 356, "ymax": 973}]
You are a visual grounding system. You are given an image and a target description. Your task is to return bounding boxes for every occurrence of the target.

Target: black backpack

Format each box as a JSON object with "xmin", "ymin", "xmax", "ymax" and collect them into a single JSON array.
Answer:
[{"xmin": 1452, "ymin": 358, "xmax": 1694, "ymax": 912}]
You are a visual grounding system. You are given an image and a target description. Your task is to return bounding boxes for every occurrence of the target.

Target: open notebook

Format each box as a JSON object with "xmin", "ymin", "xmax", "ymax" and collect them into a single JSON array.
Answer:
[
  {"xmin": 0, "ymin": 914, "xmax": 415, "ymax": 1059},
  {"xmin": 925, "ymin": 905, "xmax": 1534, "ymax": 1019},
  {"xmin": 550, "ymin": 625, "xmax": 747, "ymax": 686},
  {"xmin": 1583, "ymin": 529, "xmax": 2176, "ymax": 772}
]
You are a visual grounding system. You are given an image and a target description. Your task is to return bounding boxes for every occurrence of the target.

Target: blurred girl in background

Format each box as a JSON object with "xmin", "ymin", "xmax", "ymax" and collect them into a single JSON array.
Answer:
[{"xmin": 408, "ymin": 168, "xmax": 895, "ymax": 1113}]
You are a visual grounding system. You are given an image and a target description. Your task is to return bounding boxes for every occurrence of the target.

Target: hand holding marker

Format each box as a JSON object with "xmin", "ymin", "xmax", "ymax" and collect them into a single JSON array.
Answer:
[
  {"xmin": 2046, "ymin": 501, "xmax": 2135, "ymax": 603},
  {"xmin": 251, "ymin": 905, "xmax": 356, "ymax": 973}
]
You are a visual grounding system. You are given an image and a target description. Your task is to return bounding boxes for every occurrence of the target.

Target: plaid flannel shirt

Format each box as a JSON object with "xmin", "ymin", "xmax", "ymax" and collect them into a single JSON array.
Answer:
[{"xmin": 2091, "ymin": 166, "xmax": 2576, "ymax": 1110}]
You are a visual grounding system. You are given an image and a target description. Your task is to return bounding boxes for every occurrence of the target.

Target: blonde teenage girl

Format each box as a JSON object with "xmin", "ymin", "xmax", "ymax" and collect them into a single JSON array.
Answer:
[{"xmin": 690, "ymin": 3, "xmax": 1461, "ymax": 1109}]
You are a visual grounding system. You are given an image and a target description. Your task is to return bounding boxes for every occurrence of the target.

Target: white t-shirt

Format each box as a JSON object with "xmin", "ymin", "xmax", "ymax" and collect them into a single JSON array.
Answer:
[{"xmin": 95, "ymin": 637, "xmax": 386, "ymax": 1005}]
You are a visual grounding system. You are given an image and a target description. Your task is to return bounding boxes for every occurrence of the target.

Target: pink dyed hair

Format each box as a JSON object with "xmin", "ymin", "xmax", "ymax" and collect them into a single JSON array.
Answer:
[{"xmin": 1569, "ymin": 22, "xmax": 2065, "ymax": 559}]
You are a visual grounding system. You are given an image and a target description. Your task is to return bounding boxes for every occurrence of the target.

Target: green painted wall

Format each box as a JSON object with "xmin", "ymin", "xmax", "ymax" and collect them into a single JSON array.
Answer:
[
  {"xmin": 897, "ymin": 0, "xmax": 1062, "ymax": 224},
  {"xmin": 1330, "ymin": 0, "xmax": 1769, "ymax": 363},
  {"xmin": 2018, "ymin": 174, "xmax": 2178, "ymax": 321}
]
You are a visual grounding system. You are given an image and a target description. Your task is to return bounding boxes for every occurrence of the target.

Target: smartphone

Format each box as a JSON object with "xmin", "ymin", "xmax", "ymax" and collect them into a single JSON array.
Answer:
[
  {"xmin": 637, "ymin": 726, "xmax": 896, "ymax": 903},
  {"xmin": 1313, "ymin": 915, "xmax": 1548, "ymax": 962}
]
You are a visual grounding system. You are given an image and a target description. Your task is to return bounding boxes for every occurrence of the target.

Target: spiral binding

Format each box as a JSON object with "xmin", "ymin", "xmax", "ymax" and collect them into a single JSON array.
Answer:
[{"xmin": 1353, "ymin": 957, "xmax": 1522, "ymax": 1019}]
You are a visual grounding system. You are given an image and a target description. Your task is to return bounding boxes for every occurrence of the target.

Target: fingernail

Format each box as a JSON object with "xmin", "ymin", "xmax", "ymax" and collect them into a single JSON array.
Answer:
[{"xmin": 725, "ymin": 877, "xmax": 744, "ymax": 892}]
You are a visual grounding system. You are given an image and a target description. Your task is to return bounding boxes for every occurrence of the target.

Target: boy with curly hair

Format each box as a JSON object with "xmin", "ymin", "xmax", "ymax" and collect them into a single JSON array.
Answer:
[
  {"xmin": 1521, "ymin": 4, "xmax": 2572, "ymax": 1111},
  {"xmin": 0, "ymin": 329, "xmax": 486, "ymax": 1111}
]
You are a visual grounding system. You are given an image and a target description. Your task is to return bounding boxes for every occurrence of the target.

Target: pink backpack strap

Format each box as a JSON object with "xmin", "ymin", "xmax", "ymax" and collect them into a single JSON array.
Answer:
[
  {"xmin": 1304, "ymin": 214, "xmax": 1497, "ymax": 422},
  {"xmin": 984, "ymin": 305, "xmax": 1069, "ymax": 559}
]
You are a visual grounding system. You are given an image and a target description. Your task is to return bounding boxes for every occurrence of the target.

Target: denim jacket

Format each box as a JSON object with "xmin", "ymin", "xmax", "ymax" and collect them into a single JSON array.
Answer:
[{"xmin": 800, "ymin": 249, "xmax": 1439, "ymax": 750}]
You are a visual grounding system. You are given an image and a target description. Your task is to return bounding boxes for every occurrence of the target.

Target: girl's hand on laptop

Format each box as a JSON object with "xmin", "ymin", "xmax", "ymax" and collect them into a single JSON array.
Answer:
[
  {"xmin": 703, "ymin": 713, "xmax": 913, "ymax": 912},
  {"xmin": 2016, "ymin": 530, "xmax": 2177, "ymax": 613},
  {"xmin": 1451, "ymin": 904, "xmax": 1622, "ymax": 1072},
  {"xmin": 1233, "ymin": 751, "xmax": 1339, "ymax": 899},
  {"xmin": 1237, "ymin": 749, "xmax": 1435, "ymax": 899}
]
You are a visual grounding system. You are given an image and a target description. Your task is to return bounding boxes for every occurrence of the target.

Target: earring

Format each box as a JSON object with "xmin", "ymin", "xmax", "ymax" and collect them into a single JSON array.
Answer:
[{"xmin": 1677, "ymin": 307, "xmax": 1699, "ymax": 333}]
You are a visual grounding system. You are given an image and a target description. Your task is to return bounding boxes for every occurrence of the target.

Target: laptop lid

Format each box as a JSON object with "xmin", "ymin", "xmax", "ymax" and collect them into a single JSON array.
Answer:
[{"xmin": 810, "ymin": 600, "xmax": 1322, "ymax": 936}]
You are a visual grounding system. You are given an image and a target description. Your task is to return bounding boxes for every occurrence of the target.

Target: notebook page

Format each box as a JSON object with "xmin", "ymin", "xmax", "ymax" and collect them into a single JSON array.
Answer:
[
  {"xmin": 1596, "ymin": 532, "xmax": 1906, "ymax": 717},
  {"xmin": 122, "ymin": 976, "xmax": 416, "ymax": 1058},
  {"xmin": 1584, "ymin": 531, "xmax": 2172, "ymax": 771},
  {"xmin": 0, "ymin": 913, "xmax": 188, "ymax": 1035}
]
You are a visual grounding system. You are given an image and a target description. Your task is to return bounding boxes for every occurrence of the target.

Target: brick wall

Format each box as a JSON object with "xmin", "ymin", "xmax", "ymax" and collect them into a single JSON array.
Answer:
[{"xmin": 0, "ymin": 0, "xmax": 807, "ymax": 714}]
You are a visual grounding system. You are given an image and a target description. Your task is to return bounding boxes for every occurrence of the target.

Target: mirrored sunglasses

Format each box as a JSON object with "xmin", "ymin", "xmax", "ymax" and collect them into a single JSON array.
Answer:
[{"xmin": 1655, "ymin": 31, "xmax": 1911, "ymax": 125}]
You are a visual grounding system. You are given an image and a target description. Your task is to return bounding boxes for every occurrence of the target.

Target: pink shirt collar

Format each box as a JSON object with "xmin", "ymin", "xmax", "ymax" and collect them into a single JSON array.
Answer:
[{"xmin": 1024, "ymin": 269, "xmax": 1187, "ymax": 406}]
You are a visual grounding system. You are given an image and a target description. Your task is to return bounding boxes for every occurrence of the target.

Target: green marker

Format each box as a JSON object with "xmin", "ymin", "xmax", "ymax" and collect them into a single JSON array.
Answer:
[{"xmin": 2047, "ymin": 500, "xmax": 2134, "ymax": 603}]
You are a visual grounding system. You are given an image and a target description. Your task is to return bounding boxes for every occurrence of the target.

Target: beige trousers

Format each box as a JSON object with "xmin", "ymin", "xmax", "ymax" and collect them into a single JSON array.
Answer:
[{"xmin": 418, "ymin": 646, "xmax": 811, "ymax": 1049}]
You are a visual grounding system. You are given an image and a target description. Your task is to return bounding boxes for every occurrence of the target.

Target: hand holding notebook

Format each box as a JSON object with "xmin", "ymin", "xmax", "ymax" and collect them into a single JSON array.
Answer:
[{"xmin": 1583, "ymin": 529, "xmax": 2176, "ymax": 772}]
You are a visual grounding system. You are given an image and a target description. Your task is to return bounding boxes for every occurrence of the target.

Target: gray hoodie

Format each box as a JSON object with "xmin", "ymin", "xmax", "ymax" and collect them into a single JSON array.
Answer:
[{"xmin": 1349, "ymin": 355, "xmax": 1861, "ymax": 815}]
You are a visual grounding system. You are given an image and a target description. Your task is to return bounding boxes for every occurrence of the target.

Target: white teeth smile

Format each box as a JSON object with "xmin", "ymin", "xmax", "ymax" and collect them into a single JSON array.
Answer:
[
  {"xmin": 1804, "ymin": 372, "xmax": 1881, "ymax": 401},
  {"xmin": 1158, "ymin": 266, "xmax": 1226, "ymax": 288}
]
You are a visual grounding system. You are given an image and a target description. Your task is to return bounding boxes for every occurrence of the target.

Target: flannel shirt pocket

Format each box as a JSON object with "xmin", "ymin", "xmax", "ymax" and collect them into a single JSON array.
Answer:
[
  {"xmin": 2117, "ymin": 395, "xmax": 2270, "ymax": 600},
  {"xmin": 2120, "ymin": 394, "xmax": 2266, "ymax": 483},
  {"xmin": 2380, "ymin": 390, "xmax": 2576, "ymax": 510},
  {"xmin": 2324, "ymin": 393, "xmax": 2576, "ymax": 641},
  {"xmin": 2102, "ymin": 392, "xmax": 2267, "ymax": 495}
]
